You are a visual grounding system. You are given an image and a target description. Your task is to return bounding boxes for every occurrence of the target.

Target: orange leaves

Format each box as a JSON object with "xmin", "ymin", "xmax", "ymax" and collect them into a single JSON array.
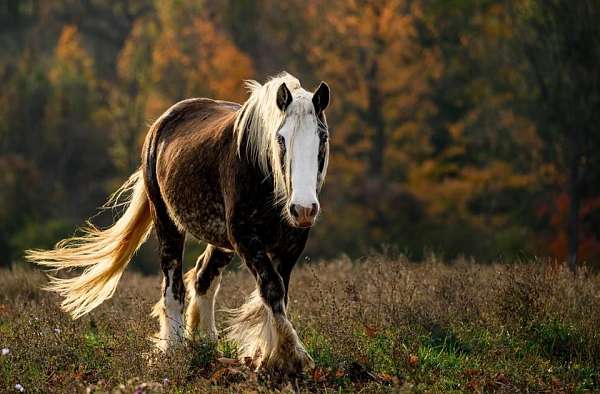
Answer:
[
  {"xmin": 407, "ymin": 354, "xmax": 419, "ymax": 367},
  {"xmin": 50, "ymin": 25, "xmax": 95, "ymax": 85},
  {"xmin": 167, "ymin": 15, "xmax": 251, "ymax": 98},
  {"xmin": 46, "ymin": 24, "xmax": 100, "ymax": 131},
  {"xmin": 408, "ymin": 159, "xmax": 537, "ymax": 223},
  {"xmin": 209, "ymin": 367, "xmax": 247, "ymax": 385},
  {"xmin": 116, "ymin": 2, "xmax": 254, "ymax": 120},
  {"xmin": 191, "ymin": 17, "xmax": 254, "ymax": 101},
  {"xmin": 312, "ymin": 367, "xmax": 329, "ymax": 382},
  {"xmin": 301, "ymin": 0, "xmax": 444, "ymax": 252},
  {"xmin": 117, "ymin": 18, "xmax": 157, "ymax": 83},
  {"xmin": 363, "ymin": 323, "xmax": 379, "ymax": 337},
  {"xmin": 54, "ymin": 25, "xmax": 82, "ymax": 63},
  {"xmin": 542, "ymin": 193, "xmax": 600, "ymax": 262}
]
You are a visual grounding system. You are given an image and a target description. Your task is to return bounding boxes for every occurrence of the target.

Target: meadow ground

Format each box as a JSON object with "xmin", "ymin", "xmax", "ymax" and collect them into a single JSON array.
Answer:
[{"xmin": 1, "ymin": 255, "xmax": 599, "ymax": 393}]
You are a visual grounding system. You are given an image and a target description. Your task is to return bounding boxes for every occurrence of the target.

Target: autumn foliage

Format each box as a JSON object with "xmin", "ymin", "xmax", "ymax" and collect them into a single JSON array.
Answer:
[{"xmin": 0, "ymin": 0, "xmax": 599, "ymax": 269}]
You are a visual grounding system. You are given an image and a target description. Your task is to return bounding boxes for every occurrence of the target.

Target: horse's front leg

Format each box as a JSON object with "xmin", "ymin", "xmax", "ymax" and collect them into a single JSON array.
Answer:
[
  {"xmin": 226, "ymin": 233, "xmax": 313, "ymax": 373},
  {"xmin": 269, "ymin": 230, "xmax": 309, "ymax": 308}
]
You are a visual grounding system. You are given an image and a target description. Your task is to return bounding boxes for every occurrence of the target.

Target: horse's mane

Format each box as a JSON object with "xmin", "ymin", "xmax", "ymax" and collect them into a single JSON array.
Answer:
[{"xmin": 234, "ymin": 72, "xmax": 308, "ymax": 203}]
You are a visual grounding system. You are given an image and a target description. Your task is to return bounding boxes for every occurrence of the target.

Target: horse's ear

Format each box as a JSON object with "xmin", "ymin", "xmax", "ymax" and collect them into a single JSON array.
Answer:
[
  {"xmin": 276, "ymin": 82, "xmax": 293, "ymax": 111},
  {"xmin": 312, "ymin": 82, "xmax": 330, "ymax": 113}
]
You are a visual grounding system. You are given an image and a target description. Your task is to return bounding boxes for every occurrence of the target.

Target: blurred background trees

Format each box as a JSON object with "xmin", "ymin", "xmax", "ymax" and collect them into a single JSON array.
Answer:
[{"xmin": 1, "ymin": 0, "xmax": 598, "ymax": 271}]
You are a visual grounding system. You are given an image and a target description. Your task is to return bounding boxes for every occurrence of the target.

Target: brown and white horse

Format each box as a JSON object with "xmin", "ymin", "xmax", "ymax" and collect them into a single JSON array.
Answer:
[{"xmin": 26, "ymin": 72, "xmax": 330, "ymax": 373}]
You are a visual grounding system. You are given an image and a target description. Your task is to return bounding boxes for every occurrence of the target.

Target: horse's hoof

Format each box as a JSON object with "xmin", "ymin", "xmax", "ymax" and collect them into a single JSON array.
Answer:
[{"xmin": 260, "ymin": 344, "xmax": 314, "ymax": 375}]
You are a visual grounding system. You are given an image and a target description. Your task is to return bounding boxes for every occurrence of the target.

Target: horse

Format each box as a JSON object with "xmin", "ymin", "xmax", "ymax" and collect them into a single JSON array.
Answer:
[{"xmin": 26, "ymin": 72, "xmax": 330, "ymax": 373}]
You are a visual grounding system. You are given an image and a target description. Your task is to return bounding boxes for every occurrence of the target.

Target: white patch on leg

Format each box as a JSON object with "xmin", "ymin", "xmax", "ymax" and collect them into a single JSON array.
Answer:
[
  {"xmin": 151, "ymin": 267, "xmax": 184, "ymax": 352},
  {"xmin": 186, "ymin": 273, "xmax": 221, "ymax": 340},
  {"xmin": 224, "ymin": 288, "xmax": 313, "ymax": 373},
  {"xmin": 225, "ymin": 289, "xmax": 277, "ymax": 362},
  {"xmin": 269, "ymin": 314, "xmax": 314, "ymax": 372}
]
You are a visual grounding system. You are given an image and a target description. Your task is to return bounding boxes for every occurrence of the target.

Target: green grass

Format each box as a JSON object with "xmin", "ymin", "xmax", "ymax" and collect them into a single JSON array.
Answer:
[{"xmin": 1, "ymin": 257, "xmax": 599, "ymax": 392}]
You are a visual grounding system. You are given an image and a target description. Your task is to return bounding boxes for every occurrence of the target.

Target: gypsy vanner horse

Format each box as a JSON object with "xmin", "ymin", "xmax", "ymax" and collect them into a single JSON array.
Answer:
[{"xmin": 26, "ymin": 72, "xmax": 330, "ymax": 373}]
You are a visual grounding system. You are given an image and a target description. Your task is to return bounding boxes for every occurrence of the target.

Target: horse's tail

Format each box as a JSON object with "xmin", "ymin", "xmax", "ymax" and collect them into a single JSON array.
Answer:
[{"xmin": 25, "ymin": 170, "xmax": 152, "ymax": 319}]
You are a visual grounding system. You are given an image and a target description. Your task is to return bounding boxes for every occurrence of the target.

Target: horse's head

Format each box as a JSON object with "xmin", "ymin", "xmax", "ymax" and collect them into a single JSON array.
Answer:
[{"xmin": 275, "ymin": 81, "xmax": 330, "ymax": 228}]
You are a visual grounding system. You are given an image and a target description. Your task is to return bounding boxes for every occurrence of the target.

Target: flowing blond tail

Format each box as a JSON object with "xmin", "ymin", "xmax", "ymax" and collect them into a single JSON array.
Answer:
[{"xmin": 25, "ymin": 170, "xmax": 153, "ymax": 319}]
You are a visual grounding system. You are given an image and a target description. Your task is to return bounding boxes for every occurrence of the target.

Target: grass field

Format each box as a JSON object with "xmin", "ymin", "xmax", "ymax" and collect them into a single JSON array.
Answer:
[{"xmin": 1, "ymin": 255, "xmax": 599, "ymax": 392}]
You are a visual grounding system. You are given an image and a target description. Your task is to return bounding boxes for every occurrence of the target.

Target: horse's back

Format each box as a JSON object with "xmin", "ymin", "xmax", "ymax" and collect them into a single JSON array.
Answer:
[
  {"xmin": 155, "ymin": 98, "xmax": 239, "ymax": 140},
  {"xmin": 150, "ymin": 98, "xmax": 240, "ymax": 248}
]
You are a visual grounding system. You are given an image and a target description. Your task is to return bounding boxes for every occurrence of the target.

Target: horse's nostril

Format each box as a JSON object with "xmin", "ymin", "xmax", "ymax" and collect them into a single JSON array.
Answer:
[
  {"xmin": 310, "ymin": 203, "xmax": 318, "ymax": 217},
  {"xmin": 290, "ymin": 205, "xmax": 299, "ymax": 218}
]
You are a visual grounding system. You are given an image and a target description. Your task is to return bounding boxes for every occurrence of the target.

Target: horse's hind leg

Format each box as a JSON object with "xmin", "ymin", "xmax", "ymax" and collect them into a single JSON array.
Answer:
[
  {"xmin": 185, "ymin": 245, "xmax": 233, "ymax": 340},
  {"xmin": 150, "ymin": 215, "xmax": 186, "ymax": 352}
]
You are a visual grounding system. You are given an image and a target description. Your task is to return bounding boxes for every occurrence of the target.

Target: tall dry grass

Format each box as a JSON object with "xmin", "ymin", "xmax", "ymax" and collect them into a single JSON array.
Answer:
[{"xmin": 0, "ymin": 256, "xmax": 598, "ymax": 392}]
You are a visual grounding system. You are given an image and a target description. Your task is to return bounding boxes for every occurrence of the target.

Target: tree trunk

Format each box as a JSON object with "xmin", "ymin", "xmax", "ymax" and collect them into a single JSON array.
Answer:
[
  {"xmin": 365, "ymin": 59, "xmax": 386, "ymax": 233},
  {"xmin": 567, "ymin": 136, "xmax": 582, "ymax": 273},
  {"xmin": 367, "ymin": 61, "xmax": 385, "ymax": 180}
]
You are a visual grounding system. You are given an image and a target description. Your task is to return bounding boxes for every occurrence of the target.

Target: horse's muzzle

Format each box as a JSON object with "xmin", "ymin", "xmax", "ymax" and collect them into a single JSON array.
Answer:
[{"xmin": 290, "ymin": 203, "xmax": 319, "ymax": 227}]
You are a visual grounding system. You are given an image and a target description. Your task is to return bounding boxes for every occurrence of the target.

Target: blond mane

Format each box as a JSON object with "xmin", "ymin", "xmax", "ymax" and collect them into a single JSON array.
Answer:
[{"xmin": 234, "ymin": 72, "xmax": 306, "ymax": 203}]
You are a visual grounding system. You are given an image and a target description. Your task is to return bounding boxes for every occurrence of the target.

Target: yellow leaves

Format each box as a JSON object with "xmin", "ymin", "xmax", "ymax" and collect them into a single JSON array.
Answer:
[
  {"xmin": 482, "ymin": 4, "xmax": 514, "ymax": 39},
  {"xmin": 115, "ymin": 4, "xmax": 254, "ymax": 120},
  {"xmin": 50, "ymin": 25, "xmax": 95, "ymax": 86},
  {"xmin": 116, "ymin": 17, "xmax": 158, "ymax": 83},
  {"xmin": 54, "ymin": 25, "xmax": 79, "ymax": 61},
  {"xmin": 46, "ymin": 25, "xmax": 99, "ymax": 130},
  {"xmin": 449, "ymin": 121, "xmax": 466, "ymax": 140},
  {"xmin": 407, "ymin": 354, "xmax": 419, "ymax": 367},
  {"xmin": 190, "ymin": 18, "xmax": 254, "ymax": 101},
  {"xmin": 307, "ymin": 0, "xmax": 439, "ymax": 170},
  {"xmin": 150, "ymin": 8, "xmax": 254, "ymax": 102},
  {"xmin": 408, "ymin": 159, "xmax": 538, "ymax": 223}
]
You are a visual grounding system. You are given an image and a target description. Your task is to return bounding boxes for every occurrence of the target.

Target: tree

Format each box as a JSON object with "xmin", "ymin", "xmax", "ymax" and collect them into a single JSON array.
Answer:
[
  {"xmin": 520, "ymin": 0, "xmax": 600, "ymax": 271},
  {"xmin": 1, "ymin": 0, "xmax": 598, "ymax": 266},
  {"xmin": 410, "ymin": 1, "xmax": 548, "ymax": 259},
  {"xmin": 293, "ymin": 0, "xmax": 440, "ymax": 254}
]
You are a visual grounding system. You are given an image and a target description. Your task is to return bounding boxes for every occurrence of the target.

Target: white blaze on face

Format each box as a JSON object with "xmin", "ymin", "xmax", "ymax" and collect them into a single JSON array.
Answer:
[{"xmin": 278, "ymin": 97, "xmax": 320, "ymax": 212}]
